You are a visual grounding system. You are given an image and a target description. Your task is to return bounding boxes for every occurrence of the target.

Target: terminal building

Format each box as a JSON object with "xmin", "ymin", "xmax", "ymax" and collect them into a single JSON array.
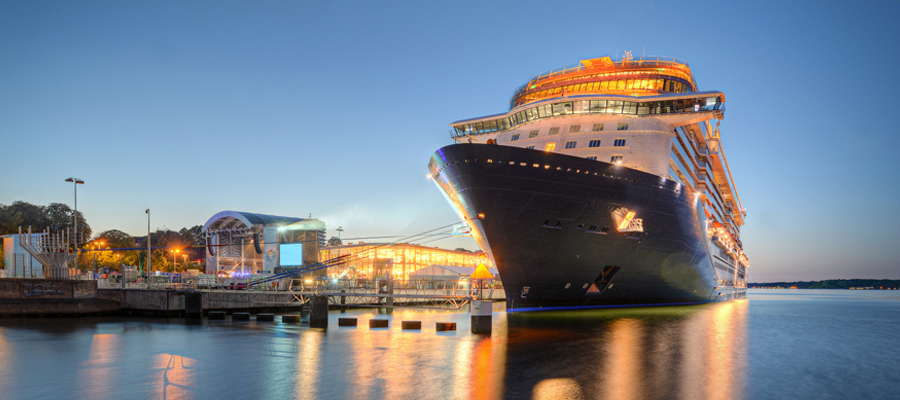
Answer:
[
  {"xmin": 319, "ymin": 242, "xmax": 494, "ymax": 282},
  {"xmin": 201, "ymin": 210, "xmax": 495, "ymax": 282}
]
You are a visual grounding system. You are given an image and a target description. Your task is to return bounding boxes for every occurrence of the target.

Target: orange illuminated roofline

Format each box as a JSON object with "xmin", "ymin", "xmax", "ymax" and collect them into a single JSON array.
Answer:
[{"xmin": 510, "ymin": 56, "xmax": 699, "ymax": 109}]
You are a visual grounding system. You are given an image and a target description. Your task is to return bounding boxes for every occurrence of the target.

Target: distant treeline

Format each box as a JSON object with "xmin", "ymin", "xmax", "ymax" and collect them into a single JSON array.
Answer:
[{"xmin": 749, "ymin": 279, "xmax": 900, "ymax": 289}]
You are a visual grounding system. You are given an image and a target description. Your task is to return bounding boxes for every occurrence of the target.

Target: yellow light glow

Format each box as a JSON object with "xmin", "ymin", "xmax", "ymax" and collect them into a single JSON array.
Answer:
[
  {"xmin": 544, "ymin": 143, "xmax": 556, "ymax": 151},
  {"xmin": 618, "ymin": 211, "xmax": 636, "ymax": 230}
]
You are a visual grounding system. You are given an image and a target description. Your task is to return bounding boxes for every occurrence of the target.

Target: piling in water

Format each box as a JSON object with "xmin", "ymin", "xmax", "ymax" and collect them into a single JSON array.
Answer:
[
  {"xmin": 436, "ymin": 322, "xmax": 456, "ymax": 331},
  {"xmin": 257, "ymin": 313, "xmax": 275, "ymax": 321},
  {"xmin": 471, "ymin": 300, "xmax": 492, "ymax": 334},
  {"xmin": 369, "ymin": 319, "xmax": 389, "ymax": 328},
  {"xmin": 338, "ymin": 318, "xmax": 358, "ymax": 326},
  {"xmin": 310, "ymin": 295, "xmax": 328, "ymax": 328},
  {"xmin": 401, "ymin": 321, "xmax": 421, "ymax": 330}
]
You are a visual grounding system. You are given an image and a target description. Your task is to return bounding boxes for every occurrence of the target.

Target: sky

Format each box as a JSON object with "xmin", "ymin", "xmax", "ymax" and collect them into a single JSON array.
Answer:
[{"xmin": 2, "ymin": 0, "xmax": 899, "ymax": 282}]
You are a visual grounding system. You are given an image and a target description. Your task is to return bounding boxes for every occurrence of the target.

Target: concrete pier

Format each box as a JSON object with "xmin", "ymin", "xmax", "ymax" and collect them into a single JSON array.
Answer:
[
  {"xmin": 471, "ymin": 300, "xmax": 492, "ymax": 334},
  {"xmin": 184, "ymin": 291, "xmax": 202, "ymax": 318},
  {"xmin": 310, "ymin": 295, "xmax": 328, "ymax": 328}
]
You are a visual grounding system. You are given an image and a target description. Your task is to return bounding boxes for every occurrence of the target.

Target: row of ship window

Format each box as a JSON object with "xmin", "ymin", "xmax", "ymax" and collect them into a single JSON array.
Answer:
[
  {"xmin": 511, "ymin": 77, "xmax": 693, "ymax": 108},
  {"xmin": 522, "ymin": 143, "xmax": 625, "ymax": 163},
  {"xmin": 453, "ymin": 97, "xmax": 722, "ymax": 137},
  {"xmin": 510, "ymin": 135, "xmax": 627, "ymax": 148}
]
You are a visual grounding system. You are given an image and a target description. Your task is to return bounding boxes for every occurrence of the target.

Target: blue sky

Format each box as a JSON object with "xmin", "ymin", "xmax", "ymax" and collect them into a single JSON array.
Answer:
[{"xmin": 2, "ymin": 0, "xmax": 899, "ymax": 282}]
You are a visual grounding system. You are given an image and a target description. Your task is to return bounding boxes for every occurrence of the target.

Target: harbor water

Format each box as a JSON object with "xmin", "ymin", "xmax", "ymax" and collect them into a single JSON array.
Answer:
[{"xmin": 0, "ymin": 289, "xmax": 898, "ymax": 399}]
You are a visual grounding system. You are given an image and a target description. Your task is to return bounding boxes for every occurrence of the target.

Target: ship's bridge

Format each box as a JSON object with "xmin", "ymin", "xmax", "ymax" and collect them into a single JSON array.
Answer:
[{"xmin": 510, "ymin": 56, "xmax": 699, "ymax": 109}]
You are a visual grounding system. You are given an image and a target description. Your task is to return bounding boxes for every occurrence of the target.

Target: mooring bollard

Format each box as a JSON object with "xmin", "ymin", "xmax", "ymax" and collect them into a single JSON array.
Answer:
[
  {"xmin": 282, "ymin": 315, "xmax": 301, "ymax": 323},
  {"xmin": 310, "ymin": 295, "xmax": 328, "ymax": 328},
  {"xmin": 471, "ymin": 300, "xmax": 492, "ymax": 334},
  {"xmin": 338, "ymin": 318, "xmax": 358, "ymax": 326},
  {"xmin": 436, "ymin": 322, "xmax": 456, "ymax": 331},
  {"xmin": 401, "ymin": 321, "xmax": 421, "ymax": 330},
  {"xmin": 369, "ymin": 319, "xmax": 389, "ymax": 328},
  {"xmin": 257, "ymin": 313, "xmax": 275, "ymax": 322},
  {"xmin": 233, "ymin": 312, "xmax": 250, "ymax": 321}
]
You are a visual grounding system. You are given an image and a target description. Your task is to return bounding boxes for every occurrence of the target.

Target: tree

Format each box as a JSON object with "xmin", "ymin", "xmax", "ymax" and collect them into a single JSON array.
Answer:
[
  {"xmin": 327, "ymin": 236, "xmax": 343, "ymax": 246},
  {"xmin": 0, "ymin": 204, "xmax": 23, "ymax": 234},
  {"xmin": 0, "ymin": 201, "xmax": 91, "ymax": 240}
]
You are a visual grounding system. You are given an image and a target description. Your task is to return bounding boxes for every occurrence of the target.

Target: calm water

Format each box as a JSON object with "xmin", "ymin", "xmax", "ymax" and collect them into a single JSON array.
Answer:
[{"xmin": 0, "ymin": 289, "xmax": 897, "ymax": 400}]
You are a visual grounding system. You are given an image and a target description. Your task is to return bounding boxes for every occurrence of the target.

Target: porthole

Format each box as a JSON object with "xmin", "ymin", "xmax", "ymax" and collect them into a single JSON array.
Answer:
[{"xmin": 565, "ymin": 283, "xmax": 571, "ymax": 289}]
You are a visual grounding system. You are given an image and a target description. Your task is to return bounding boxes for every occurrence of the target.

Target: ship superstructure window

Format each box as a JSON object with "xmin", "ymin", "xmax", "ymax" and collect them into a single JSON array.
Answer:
[
  {"xmin": 592, "ymin": 123, "xmax": 604, "ymax": 131},
  {"xmin": 617, "ymin": 123, "xmax": 629, "ymax": 130},
  {"xmin": 549, "ymin": 127, "xmax": 560, "ymax": 135},
  {"xmin": 614, "ymin": 139, "xmax": 626, "ymax": 147},
  {"xmin": 451, "ymin": 96, "xmax": 723, "ymax": 137},
  {"xmin": 586, "ymin": 156, "xmax": 597, "ymax": 160},
  {"xmin": 589, "ymin": 140, "xmax": 601, "ymax": 148},
  {"xmin": 526, "ymin": 145, "xmax": 535, "ymax": 150},
  {"xmin": 544, "ymin": 143, "xmax": 556, "ymax": 151},
  {"xmin": 569, "ymin": 125, "xmax": 580, "ymax": 133},
  {"xmin": 611, "ymin": 155, "xmax": 623, "ymax": 163},
  {"xmin": 529, "ymin": 130, "xmax": 539, "ymax": 138},
  {"xmin": 564, "ymin": 141, "xmax": 577, "ymax": 149},
  {"xmin": 511, "ymin": 134, "xmax": 520, "ymax": 141}
]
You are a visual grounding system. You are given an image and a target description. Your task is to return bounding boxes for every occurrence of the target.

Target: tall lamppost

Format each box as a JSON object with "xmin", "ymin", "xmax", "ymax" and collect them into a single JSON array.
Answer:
[
  {"xmin": 65, "ymin": 177, "xmax": 84, "ymax": 271},
  {"xmin": 146, "ymin": 209, "xmax": 151, "ymax": 288},
  {"xmin": 171, "ymin": 249, "xmax": 179, "ymax": 272}
]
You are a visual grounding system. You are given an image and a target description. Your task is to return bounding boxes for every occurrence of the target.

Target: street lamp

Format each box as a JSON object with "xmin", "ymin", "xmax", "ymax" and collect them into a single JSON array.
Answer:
[
  {"xmin": 91, "ymin": 241, "xmax": 104, "ymax": 276},
  {"xmin": 65, "ymin": 177, "xmax": 84, "ymax": 271},
  {"xmin": 171, "ymin": 249, "xmax": 179, "ymax": 271},
  {"xmin": 146, "ymin": 209, "xmax": 151, "ymax": 288}
]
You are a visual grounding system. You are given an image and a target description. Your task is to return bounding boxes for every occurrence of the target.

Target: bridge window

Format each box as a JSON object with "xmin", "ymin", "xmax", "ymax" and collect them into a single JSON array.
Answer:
[
  {"xmin": 549, "ymin": 127, "xmax": 560, "ymax": 135},
  {"xmin": 586, "ymin": 156, "xmax": 597, "ymax": 161},
  {"xmin": 617, "ymin": 123, "xmax": 629, "ymax": 130},
  {"xmin": 565, "ymin": 141, "xmax": 577, "ymax": 149},
  {"xmin": 526, "ymin": 145, "xmax": 535, "ymax": 150},
  {"xmin": 614, "ymin": 139, "xmax": 626, "ymax": 147},
  {"xmin": 569, "ymin": 125, "xmax": 580, "ymax": 133},
  {"xmin": 589, "ymin": 140, "xmax": 601, "ymax": 148},
  {"xmin": 611, "ymin": 155, "xmax": 623, "ymax": 163},
  {"xmin": 544, "ymin": 143, "xmax": 556, "ymax": 151},
  {"xmin": 529, "ymin": 130, "xmax": 539, "ymax": 138},
  {"xmin": 592, "ymin": 123, "xmax": 604, "ymax": 131},
  {"xmin": 511, "ymin": 134, "xmax": 520, "ymax": 141}
]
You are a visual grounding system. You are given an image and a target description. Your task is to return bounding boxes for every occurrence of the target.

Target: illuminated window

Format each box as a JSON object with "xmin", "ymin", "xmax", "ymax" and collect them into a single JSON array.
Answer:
[
  {"xmin": 592, "ymin": 123, "xmax": 604, "ymax": 131},
  {"xmin": 544, "ymin": 143, "xmax": 556, "ymax": 151},
  {"xmin": 614, "ymin": 139, "xmax": 626, "ymax": 146},
  {"xmin": 526, "ymin": 145, "xmax": 535, "ymax": 150},
  {"xmin": 617, "ymin": 123, "xmax": 629, "ymax": 130},
  {"xmin": 564, "ymin": 141, "xmax": 577, "ymax": 149},
  {"xmin": 529, "ymin": 130, "xmax": 539, "ymax": 138},
  {"xmin": 611, "ymin": 155, "xmax": 623, "ymax": 163},
  {"xmin": 589, "ymin": 140, "xmax": 601, "ymax": 147},
  {"xmin": 549, "ymin": 127, "xmax": 560, "ymax": 135},
  {"xmin": 586, "ymin": 156, "xmax": 597, "ymax": 161},
  {"xmin": 511, "ymin": 134, "xmax": 520, "ymax": 141},
  {"xmin": 569, "ymin": 125, "xmax": 580, "ymax": 133}
]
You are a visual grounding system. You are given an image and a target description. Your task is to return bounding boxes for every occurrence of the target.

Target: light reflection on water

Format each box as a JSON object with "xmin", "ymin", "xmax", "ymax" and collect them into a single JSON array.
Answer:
[{"xmin": 8, "ymin": 294, "xmax": 872, "ymax": 399}]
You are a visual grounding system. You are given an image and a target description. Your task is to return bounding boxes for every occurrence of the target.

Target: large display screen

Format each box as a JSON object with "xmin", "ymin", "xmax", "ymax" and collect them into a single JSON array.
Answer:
[{"xmin": 279, "ymin": 243, "xmax": 304, "ymax": 266}]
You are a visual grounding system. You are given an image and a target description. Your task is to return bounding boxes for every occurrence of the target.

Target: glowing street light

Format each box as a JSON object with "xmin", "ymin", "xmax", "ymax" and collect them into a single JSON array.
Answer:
[{"xmin": 171, "ymin": 249, "xmax": 180, "ymax": 271}]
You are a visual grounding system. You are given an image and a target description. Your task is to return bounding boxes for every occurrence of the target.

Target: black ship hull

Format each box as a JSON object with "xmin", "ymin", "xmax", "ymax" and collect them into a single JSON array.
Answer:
[{"xmin": 429, "ymin": 144, "xmax": 740, "ymax": 311}]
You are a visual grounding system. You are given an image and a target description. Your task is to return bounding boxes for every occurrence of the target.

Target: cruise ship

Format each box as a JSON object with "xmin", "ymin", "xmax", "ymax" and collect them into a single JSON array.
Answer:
[{"xmin": 428, "ymin": 54, "xmax": 748, "ymax": 311}]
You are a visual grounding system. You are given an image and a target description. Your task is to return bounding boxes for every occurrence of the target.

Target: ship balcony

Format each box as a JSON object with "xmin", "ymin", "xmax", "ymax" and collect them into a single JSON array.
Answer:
[{"xmin": 695, "ymin": 171, "xmax": 710, "ymax": 191}]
